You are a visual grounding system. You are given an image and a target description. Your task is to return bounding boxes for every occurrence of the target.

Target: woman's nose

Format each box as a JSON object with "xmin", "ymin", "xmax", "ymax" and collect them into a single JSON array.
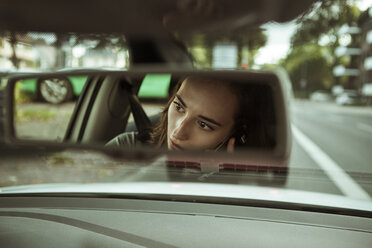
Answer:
[{"xmin": 173, "ymin": 117, "xmax": 190, "ymax": 140}]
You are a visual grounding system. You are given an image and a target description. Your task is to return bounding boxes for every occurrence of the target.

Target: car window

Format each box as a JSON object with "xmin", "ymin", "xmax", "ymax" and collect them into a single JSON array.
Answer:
[
  {"xmin": 12, "ymin": 76, "xmax": 88, "ymax": 140},
  {"xmin": 1, "ymin": 0, "xmax": 372, "ymax": 228},
  {"xmin": 1, "ymin": 33, "xmax": 129, "ymax": 140},
  {"xmin": 11, "ymin": 73, "xmax": 173, "ymax": 141}
]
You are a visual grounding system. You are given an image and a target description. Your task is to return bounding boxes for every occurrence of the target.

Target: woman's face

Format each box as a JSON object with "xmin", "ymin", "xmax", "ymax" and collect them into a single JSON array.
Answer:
[{"xmin": 167, "ymin": 78, "xmax": 238, "ymax": 150}]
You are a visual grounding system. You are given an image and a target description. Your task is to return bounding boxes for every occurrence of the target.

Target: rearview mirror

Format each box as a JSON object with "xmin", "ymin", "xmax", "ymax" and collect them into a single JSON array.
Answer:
[{"xmin": 4, "ymin": 69, "xmax": 292, "ymax": 173}]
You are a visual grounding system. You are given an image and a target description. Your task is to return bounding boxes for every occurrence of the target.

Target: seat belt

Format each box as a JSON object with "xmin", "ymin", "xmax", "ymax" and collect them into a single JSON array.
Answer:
[{"xmin": 127, "ymin": 90, "xmax": 152, "ymax": 142}]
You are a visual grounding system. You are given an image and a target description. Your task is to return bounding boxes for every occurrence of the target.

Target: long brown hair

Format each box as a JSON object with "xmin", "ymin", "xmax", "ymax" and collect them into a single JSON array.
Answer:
[{"xmin": 149, "ymin": 78, "xmax": 184, "ymax": 146}]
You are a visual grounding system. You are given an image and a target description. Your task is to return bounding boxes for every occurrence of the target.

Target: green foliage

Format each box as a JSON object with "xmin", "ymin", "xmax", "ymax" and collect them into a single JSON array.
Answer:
[
  {"xmin": 15, "ymin": 109, "xmax": 57, "ymax": 123},
  {"xmin": 15, "ymin": 84, "xmax": 36, "ymax": 104},
  {"xmin": 291, "ymin": 0, "xmax": 361, "ymax": 47},
  {"xmin": 281, "ymin": 43, "xmax": 334, "ymax": 96},
  {"xmin": 284, "ymin": 0, "xmax": 364, "ymax": 95},
  {"xmin": 190, "ymin": 43, "xmax": 213, "ymax": 68}
]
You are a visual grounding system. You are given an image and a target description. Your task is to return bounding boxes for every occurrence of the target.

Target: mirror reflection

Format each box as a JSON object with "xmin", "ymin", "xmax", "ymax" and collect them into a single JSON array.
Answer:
[
  {"xmin": 13, "ymin": 76, "xmax": 87, "ymax": 140},
  {"xmin": 107, "ymin": 75, "xmax": 276, "ymax": 153},
  {"xmin": 12, "ymin": 72, "xmax": 278, "ymax": 152}
]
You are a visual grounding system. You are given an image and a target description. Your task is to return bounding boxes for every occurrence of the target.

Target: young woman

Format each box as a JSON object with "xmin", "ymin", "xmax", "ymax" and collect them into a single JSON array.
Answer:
[{"xmin": 107, "ymin": 75, "xmax": 269, "ymax": 151}]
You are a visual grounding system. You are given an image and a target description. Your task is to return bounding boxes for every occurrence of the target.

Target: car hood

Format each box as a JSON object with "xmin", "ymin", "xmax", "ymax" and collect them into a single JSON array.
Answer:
[{"xmin": 1, "ymin": 182, "xmax": 371, "ymax": 213}]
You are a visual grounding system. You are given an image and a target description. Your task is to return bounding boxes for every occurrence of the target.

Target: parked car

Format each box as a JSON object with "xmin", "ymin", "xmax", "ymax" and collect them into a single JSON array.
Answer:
[
  {"xmin": 17, "ymin": 70, "xmax": 172, "ymax": 104},
  {"xmin": 18, "ymin": 75, "xmax": 87, "ymax": 104},
  {"xmin": 310, "ymin": 90, "xmax": 333, "ymax": 102},
  {"xmin": 336, "ymin": 90, "xmax": 365, "ymax": 106}
]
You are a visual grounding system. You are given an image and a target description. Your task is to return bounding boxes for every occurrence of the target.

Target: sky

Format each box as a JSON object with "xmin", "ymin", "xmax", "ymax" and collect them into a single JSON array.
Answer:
[
  {"xmin": 254, "ymin": 21, "xmax": 297, "ymax": 65},
  {"xmin": 254, "ymin": 0, "xmax": 372, "ymax": 65}
]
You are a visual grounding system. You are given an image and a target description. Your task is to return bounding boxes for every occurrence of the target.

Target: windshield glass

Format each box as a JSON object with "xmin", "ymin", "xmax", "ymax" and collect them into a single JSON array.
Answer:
[
  {"xmin": 0, "ymin": 33, "xmax": 128, "ymax": 70},
  {"xmin": 1, "ymin": 0, "xmax": 372, "ymax": 211}
]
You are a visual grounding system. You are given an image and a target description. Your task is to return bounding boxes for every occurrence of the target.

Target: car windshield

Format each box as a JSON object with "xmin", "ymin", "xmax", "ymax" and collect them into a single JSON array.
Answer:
[{"xmin": 1, "ymin": 0, "xmax": 372, "ymax": 212}]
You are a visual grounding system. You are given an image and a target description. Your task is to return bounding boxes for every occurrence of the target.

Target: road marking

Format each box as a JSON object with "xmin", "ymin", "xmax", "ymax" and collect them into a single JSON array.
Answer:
[
  {"xmin": 357, "ymin": 123, "xmax": 372, "ymax": 134},
  {"xmin": 292, "ymin": 124, "xmax": 371, "ymax": 201}
]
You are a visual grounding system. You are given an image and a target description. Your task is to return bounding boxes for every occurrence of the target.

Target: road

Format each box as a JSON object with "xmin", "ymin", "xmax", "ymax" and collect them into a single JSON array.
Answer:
[
  {"xmin": 289, "ymin": 100, "xmax": 372, "ymax": 199},
  {"xmin": 117, "ymin": 100, "xmax": 372, "ymax": 200}
]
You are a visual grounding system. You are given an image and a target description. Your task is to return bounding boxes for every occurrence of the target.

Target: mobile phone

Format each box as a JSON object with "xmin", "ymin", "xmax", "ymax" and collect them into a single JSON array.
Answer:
[{"xmin": 214, "ymin": 127, "xmax": 247, "ymax": 151}]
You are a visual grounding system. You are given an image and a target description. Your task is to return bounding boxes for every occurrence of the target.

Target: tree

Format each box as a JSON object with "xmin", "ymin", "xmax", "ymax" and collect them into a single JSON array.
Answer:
[
  {"xmin": 9, "ymin": 33, "xmax": 20, "ymax": 69},
  {"xmin": 287, "ymin": 0, "xmax": 362, "ymax": 91},
  {"xmin": 291, "ymin": 0, "xmax": 361, "ymax": 47},
  {"xmin": 238, "ymin": 27, "xmax": 267, "ymax": 67},
  {"xmin": 281, "ymin": 43, "xmax": 334, "ymax": 97},
  {"xmin": 181, "ymin": 26, "xmax": 267, "ymax": 68}
]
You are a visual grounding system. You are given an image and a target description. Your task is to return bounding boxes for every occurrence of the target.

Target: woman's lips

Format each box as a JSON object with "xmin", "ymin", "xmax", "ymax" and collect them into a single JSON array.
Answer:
[{"xmin": 170, "ymin": 139, "xmax": 183, "ymax": 150}]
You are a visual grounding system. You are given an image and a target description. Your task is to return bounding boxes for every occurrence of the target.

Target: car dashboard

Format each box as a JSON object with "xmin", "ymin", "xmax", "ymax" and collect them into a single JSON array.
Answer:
[{"xmin": 0, "ymin": 195, "xmax": 371, "ymax": 248}]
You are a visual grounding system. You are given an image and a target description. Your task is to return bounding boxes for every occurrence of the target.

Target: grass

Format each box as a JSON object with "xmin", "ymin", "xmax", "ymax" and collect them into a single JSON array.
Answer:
[
  {"xmin": 15, "ymin": 109, "xmax": 57, "ymax": 123},
  {"xmin": 15, "ymin": 86, "xmax": 36, "ymax": 104}
]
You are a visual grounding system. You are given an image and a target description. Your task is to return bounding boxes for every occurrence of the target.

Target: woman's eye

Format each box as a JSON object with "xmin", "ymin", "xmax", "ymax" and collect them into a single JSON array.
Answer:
[
  {"xmin": 173, "ymin": 101, "xmax": 185, "ymax": 113},
  {"xmin": 198, "ymin": 121, "xmax": 213, "ymax": 131}
]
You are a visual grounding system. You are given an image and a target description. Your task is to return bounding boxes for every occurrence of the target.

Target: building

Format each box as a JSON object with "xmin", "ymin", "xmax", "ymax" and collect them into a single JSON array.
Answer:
[{"xmin": 359, "ymin": 7, "xmax": 372, "ymax": 105}]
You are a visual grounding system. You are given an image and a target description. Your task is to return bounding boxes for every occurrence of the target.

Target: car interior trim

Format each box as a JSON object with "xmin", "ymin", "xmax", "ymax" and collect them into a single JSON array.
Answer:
[{"xmin": 76, "ymin": 77, "xmax": 104, "ymax": 142}]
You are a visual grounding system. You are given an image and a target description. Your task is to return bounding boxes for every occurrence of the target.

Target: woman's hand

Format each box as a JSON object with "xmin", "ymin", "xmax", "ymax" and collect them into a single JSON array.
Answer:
[{"xmin": 227, "ymin": 137, "xmax": 235, "ymax": 153}]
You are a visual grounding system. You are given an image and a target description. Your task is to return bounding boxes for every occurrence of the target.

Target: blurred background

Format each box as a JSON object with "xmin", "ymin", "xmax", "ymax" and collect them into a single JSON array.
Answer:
[{"xmin": 1, "ymin": 0, "xmax": 372, "ymax": 105}]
